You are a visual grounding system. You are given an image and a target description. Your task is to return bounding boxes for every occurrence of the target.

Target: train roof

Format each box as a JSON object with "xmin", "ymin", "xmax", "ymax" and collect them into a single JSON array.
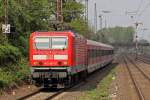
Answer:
[
  {"xmin": 30, "ymin": 31, "xmax": 84, "ymax": 38},
  {"xmin": 31, "ymin": 31, "xmax": 76, "ymax": 35},
  {"xmin": 31, "ymin": 31, "xmax": 113, "ymax": 49},
  {"xmin": 87, "ymin": 40, "xmax": 113, "ymax": 49}
]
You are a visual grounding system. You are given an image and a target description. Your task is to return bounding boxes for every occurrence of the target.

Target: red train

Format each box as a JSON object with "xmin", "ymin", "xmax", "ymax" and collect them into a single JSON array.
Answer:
[{"xmin": 29, "ymin": 31, "xmax": 114, "ymax": 88}]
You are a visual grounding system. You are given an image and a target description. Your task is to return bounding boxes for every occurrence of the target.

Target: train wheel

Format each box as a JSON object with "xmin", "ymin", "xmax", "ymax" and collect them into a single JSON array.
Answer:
[
  {"xmin": 81, "ymin": 70, "xmax": 88, "ymax": 81},
  {"xmin": 84, "ymin": 70, "xmax": 88, "ymax": 79},
  {"xmin": 64, "ymin": 76, "xmax": 72, "ymax": 88},
  {"xmin": 83, "ymin": 70, "xmax": 88, "ymax": 82},
  {"xmin": 51, "ymin": 84, "xmax": 57, "ymax": 88},
  {"xmin": 74, "ymin": 74, "xmax": 79, "ymax": 84},
  {"xmin": 34, "ymin": 79, "xmax": 42, "ymax": 87},
  {"xmin": 35, "ymin": 82, "xmax": 42, "ymax": 87},
  {"xmin": 43, "ymin": 79, "xmax": 49, "ymax": 88}
]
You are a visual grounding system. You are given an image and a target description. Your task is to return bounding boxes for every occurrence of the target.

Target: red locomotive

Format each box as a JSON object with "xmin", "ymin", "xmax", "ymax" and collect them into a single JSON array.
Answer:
[{"xmin": 29, "ymin": 31, "xmax": 114, "ymax": 87}]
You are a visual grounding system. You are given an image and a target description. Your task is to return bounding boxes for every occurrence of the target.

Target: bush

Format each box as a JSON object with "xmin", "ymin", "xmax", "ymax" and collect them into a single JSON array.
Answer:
[
  {"xmin": 0, "ymin": 69, "xmax": 17, "ymax": 88},
  {"xmin": 0, "ymin": 58, "xmax": 30, "ymax": 89},
  {"xmin": 0, "ymin": 44, "xmax": 22, "ymax": 66},
  {"xmin": 16, "ymin": 58, "xmax": 30, "ymax": 80},
  {"xmin": 18, "ymin": 36, "xmax": 28, "ymax": 56},
  {"xmin": 0, "ymin": 34, "xmax": 8, "ymax": 45}
]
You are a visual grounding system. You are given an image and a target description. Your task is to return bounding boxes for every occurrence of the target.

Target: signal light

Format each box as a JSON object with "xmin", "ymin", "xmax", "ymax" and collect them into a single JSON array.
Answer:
[{"xmin": 34, "ymin": 62, "xmax": 38, "ymax": 65}]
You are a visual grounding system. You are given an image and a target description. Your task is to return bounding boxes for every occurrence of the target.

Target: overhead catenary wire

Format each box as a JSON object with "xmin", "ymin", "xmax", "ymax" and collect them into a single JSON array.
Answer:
[
  {"xmin": 135, "ymin": 0, "xmax": 144, "ymax": 16},
  {"xmin": 138, "ymin": 2, "xmax": 150, "ymax": 17},
  {"xmin": 126, "ymin": 0, "xmax": 148, "ymax": 19}
]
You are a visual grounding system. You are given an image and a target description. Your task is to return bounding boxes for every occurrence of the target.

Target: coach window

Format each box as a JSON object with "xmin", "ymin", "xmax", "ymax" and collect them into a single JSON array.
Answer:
[
  {"xmin": 33, "ymin": 37, "xmax": 50, "ymax": 49},
  {"xmin": 100, "ymin": 50, "xmax": 102, "ymax": 56},
  {"xmin": 107, "ymin": 50, "xmax": 109, "ymax": 55},
  {"xmin": 103, "ymin": 50, "xmax": 105, "ymax": 56},
  {"xmin": 104, "ymin": 50, "xmax": 106, "ymax": 55},
  {"xmin": 88, "ymin": 49, "xmax": 91, "ymax": 58},
  {"xmin": 105, "ymin": 50, "xmax": 107, "ymax": 55},
  {"xmin": 91, "ymin": 50, "xmax": 93, "ymax": 58},
  {"xmin": 93, "ymin": 49, "xmax": 94, "ymax": 58},
  {"xmin": 52, "ymin": 37, "xmax": 67, "ymax": 49},
  {"xmin": 91, "ymin": 49, "xmax": 93, "ymax": 58},
  {"xmin": 107, "ymin": 50, "xmax": 108, "ymax": 55},
  {"xmin": 104, "ymin": 50, "xmax": 105, "ymax": 55},
  {"xmin": 101, "ymin": 50, "xmax": 103, "ymax": 56},
  {"xmin": 98, "ymin": 50, "xmax": 100, "ymax": 57},
  {"xmin": 94, "ymin": 49, "xmax": 96, "ymax": 58},
  {"xmin": 95, "ymin": 50, "xmax": 97, "ymax": 57}
]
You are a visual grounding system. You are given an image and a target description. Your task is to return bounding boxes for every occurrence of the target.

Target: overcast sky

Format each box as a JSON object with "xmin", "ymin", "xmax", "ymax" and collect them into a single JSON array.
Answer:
[{"xmin": 85, "ymin": 0, "xmax": 150, "ymax": 41}]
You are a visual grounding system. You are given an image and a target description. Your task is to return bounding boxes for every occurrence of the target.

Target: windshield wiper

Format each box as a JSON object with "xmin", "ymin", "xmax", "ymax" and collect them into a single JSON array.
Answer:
[{"xmin": 33, "ymin": 39, "xmax": 38, "ymax": 50}]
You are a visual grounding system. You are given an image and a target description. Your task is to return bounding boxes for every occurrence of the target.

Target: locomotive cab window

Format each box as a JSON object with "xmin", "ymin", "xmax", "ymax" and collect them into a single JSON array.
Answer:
[
  {"xmin": 52, "ymin": 37, "xmax": 67, "ymax": 49},
  {"xmin": 33, "ymin": 37, "xmax": 50, "ymax": 49}
]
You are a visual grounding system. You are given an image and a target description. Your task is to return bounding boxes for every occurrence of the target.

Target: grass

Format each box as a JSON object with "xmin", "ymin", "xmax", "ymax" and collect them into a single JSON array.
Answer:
[{"xmin": 79, "ymin": 66, "xmax": 117, "ymax": 100}]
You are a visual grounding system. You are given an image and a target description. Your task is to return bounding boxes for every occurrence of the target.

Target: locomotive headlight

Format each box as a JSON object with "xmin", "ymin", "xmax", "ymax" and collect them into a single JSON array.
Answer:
[
  {"xmin": 33, "ymin": 55, "xmax": 47, "ymax": 60},
  {"xmin": 54, "ymin": 55, "xmax": 68, "ymax": 60},
  {"xmin": 63, "ymin": 61, "xmax": 68, "ymax": 65}
]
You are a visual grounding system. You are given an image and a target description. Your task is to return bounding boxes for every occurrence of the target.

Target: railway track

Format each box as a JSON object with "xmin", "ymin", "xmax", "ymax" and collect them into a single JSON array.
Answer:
[
  {"xmin": 17, "ymin": 88, "xmax": 62, "ymax": 100},
  {"xmin": 17, "ymin": 82, "xmax": 84, "ymax": 100},
  {"xmin": 128, "ymin": 56, "xmax": 150, "ymax": 81},
  {"xmin": 17, "ymin": 63, "xmax": 113, "ymax": 100},
  {"xmin": 137, "ymin": 56, "xmax": 150, "ymax": 65},
  {"xmin": 123, "ymin": 55, "xmax": 150, "ymax": 100}
]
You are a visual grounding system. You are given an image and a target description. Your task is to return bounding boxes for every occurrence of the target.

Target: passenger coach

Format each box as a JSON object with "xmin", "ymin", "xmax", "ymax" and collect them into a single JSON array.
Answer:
[{"xmin": 29, "ymin": 31, "xmax": 113, "ymax": 88}]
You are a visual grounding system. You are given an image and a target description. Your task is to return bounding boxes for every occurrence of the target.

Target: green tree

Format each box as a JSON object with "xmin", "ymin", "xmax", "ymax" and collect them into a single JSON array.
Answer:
[
  {"xmin": 97, "ymin": 26, "xmax": 134, "ymax": 44},
  {"xmin": 63, "ymin": 0, "xmax": 84, "ymax": 22},
  {"xmin": 0, "ymin": 0, "xmax": 93, "ymax": 55},
  {"xmin": 7, "ymin": 0, "xmax": 52, "ymax": 55},
  {"xmin": 69, "ymin": 18, "xmax": 93, "ymax": 38},
  {"xmin": 62, "ymin": 0, "xmax": 93, "ymax": 38}
]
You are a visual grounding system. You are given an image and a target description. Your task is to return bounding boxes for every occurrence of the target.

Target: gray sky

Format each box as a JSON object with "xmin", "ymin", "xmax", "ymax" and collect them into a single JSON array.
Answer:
[{"xmin": 86, "ymin": 0, "xmax": 150, "ymax": 41}]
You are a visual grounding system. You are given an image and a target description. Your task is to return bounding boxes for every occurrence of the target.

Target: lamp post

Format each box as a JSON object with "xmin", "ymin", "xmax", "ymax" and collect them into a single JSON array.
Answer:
[
  {"xmin": 85, "ymin": 0, "xmax": 89, "ymax": 23},
  {"xmin": 134, "ymin": 22, "xmax": 143, "ymax": 59},
  {"xmin": 140, "ymin": 28, "xmax": 149, "ymax": 54},
  {"xmin": 94, "ymin": 3, "xmax": 97, "ymax": 33},
  {"xmin": 127, "ymin": 14, "xmax": 141, "ymax": 58},
  {"xmin": 99, "ymin": 15, "xmax": 104, "ymax": 42},
  {"xmin": 99, "ymin": 15, "xmax": 102, "ymax": 30},
  {"xmin": 102, "ymin": 10, "xmax": 111, "ymax": 28}
]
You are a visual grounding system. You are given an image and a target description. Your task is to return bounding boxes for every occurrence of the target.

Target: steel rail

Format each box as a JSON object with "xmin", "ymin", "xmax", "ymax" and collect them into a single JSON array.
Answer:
[
  {"xmin": 45, "ymin": 81, "xmax": 85, "ymax": 100},
  {"xmin": 123, "ymin": 56, "xmax": 145, "ymax": 100},
  {"xmin": 17, "ymin": 81, "xmax": 84, "ymax": 100},
  {"xmin": 17, "ymin": 88, "xmax": 66, "ymax": 100},
  {"xmin": 16, "ymin": 60, "xmax": 114, "ymax": 100},
  {"xmin": 17, "ymin": 88, "xmax": 42, "ymax": 100},
  {"xmin": 127, "ymin": 56, "xmax": 150, "ymax": 81},
  {"xmin": 44, "ymin": 89, "xmax": 66, "ymax": 100},
  {"xmin": 137, "ymin": 56, "xmax": 150, "ymax": 65}
]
